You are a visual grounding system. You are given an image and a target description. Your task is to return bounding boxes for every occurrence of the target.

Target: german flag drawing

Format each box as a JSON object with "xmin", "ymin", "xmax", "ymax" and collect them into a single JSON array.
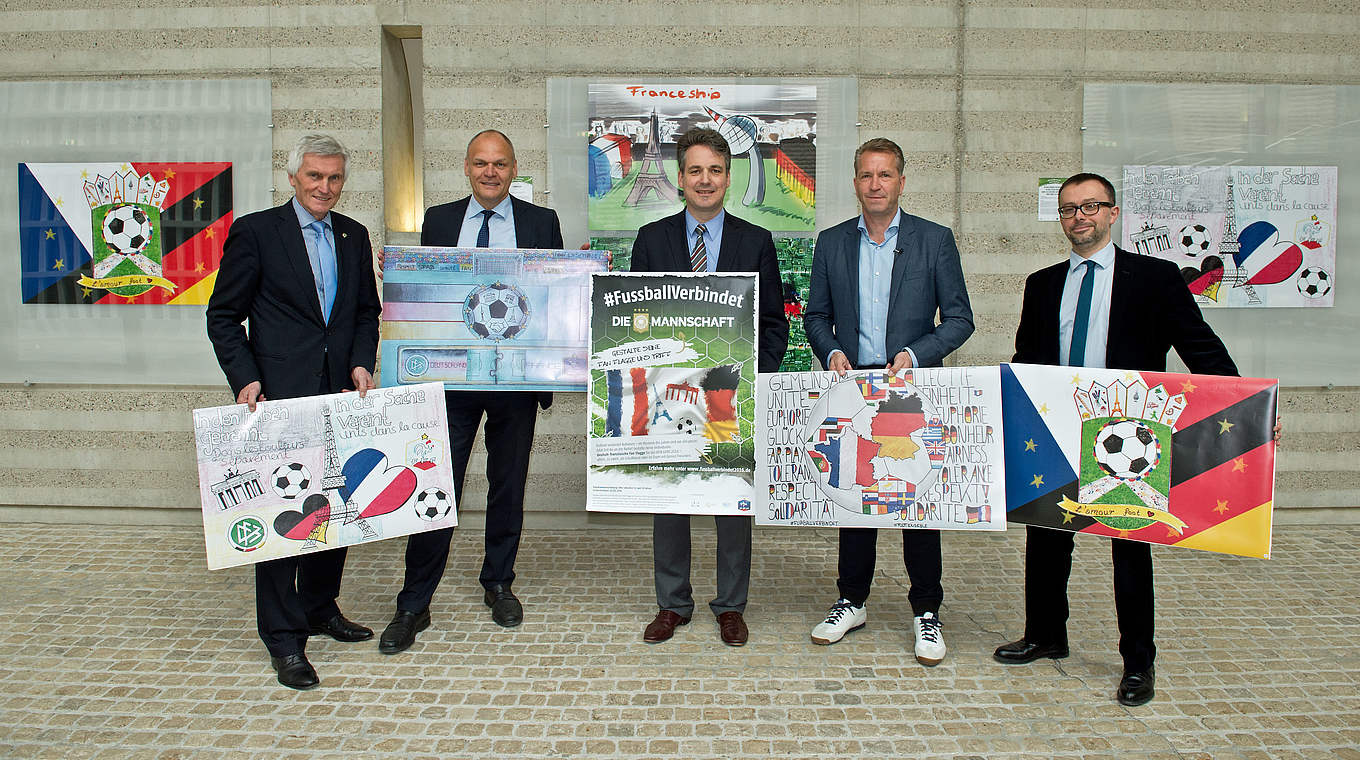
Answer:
[
  {"xmin": 1002, "ymin": 362, "xmax": 1277, "ymax": 558},
  {"xmin": 18, "ymin": 161, "xmax": 232, "ymax": 305}
]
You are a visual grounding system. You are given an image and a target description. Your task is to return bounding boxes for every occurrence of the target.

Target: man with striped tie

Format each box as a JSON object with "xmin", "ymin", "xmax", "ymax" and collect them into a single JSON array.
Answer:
[{"xmin": 629, "ymin": 127, "xmax": 788, "ymax": 646}]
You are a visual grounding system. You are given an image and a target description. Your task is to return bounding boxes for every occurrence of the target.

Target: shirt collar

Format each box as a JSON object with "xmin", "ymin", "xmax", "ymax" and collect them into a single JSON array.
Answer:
[
  {"xmin": 291, "ymin": 196, "xmax": 331, "ymax": 230},
  {"xmin": 466, "ymin": 194, "xmax": 514, "ymax": 222},
  {"xmin": 857, "ymin": 209, "xmax": 902, "ymax": 242},
  {"xmin": 1069, "ymin": 240, "xmax": 1116, "ymax": 272},
  {"xmin": 685, "ymin": 208, "xmax": 725, "ymax": 239}
]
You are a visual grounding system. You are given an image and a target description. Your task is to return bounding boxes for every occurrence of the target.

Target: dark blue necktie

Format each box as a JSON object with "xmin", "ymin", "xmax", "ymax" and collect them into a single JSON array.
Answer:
[
  {"xmin": 1069, "ymin": 259, "xmax": 1095, "ymax": 366},
  {"xmin": 476, "ymin": 208, "xmax": 494, "ymax": 248}
]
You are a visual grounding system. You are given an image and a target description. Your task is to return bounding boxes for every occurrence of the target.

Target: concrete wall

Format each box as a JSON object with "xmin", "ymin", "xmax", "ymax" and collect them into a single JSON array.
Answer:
[{"xmin": 1, "ymin": 0, "xmax": 1356, "ymax": 524}]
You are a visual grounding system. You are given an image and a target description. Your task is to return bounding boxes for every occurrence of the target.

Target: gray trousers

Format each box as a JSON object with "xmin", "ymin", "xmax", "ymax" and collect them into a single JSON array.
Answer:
[{"xmin": 653, "ymin": 513, "xmax": 752, "ymax": 618}]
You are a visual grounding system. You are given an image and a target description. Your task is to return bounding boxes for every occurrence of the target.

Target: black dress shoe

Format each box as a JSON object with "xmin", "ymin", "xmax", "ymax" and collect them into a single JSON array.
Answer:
[
  {"xmin": 270, "ymin": 653, "xmax": 319, "ymax": 690},
  {"xmin": 378, "ymin": 608, "xmax": 431, "ymax": 654},
  {"xmin": 309, "ymin": 613, "xmax": 374, "ymax": 643},
  {"xmin": 1117, "ymin": 667, "xmax": 1156, "ymax": 706},
  {"xmin": 993, "ymin": 638, "xmax": 1070, "ymax": 664},
  {"xmin": 483, "ymin": 585, "xmax": 522, "ymax": 628}
]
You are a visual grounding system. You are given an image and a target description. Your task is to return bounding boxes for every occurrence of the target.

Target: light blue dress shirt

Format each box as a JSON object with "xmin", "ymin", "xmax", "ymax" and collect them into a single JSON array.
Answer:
[
  {"xmin": 458, "ymin": 195, "xmax": 517, "ymax": 247},
  {"xmin": 826, "ymin": 210, "xmax": 918, "ymax": 368},
  {"xmin": 291, "ymin": 197, "xmax": 336, "ymax": 317},
  {"xmin": 684, "ymin": 209, "xmax": 725, "ymax": 273},
  {"xmin": 1058, "ymin": 241, "xmax": 1116, "ymax": 368}
]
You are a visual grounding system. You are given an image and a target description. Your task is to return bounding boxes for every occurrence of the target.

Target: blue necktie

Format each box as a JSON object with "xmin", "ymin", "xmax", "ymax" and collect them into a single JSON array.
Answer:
[
  {"xmin": 308, "ymin": 220, "xmax": 337, "ymax": 323},
  {"xmin": 1069, "ymin": 259, "xmax": 1095, "ymax": 366},
  {"xmin": 476, "ymin": 208, "xmax": 494, "ymax": 248}
]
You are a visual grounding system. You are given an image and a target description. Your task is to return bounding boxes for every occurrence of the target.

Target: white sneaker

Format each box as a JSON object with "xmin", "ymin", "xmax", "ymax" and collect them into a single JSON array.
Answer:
[
  {"xmin": 913, "ymin": 612, "xmax": 946, "ymax": 666},
  {"xmin": 810, "ymin": 598, "xmax": 866, "ymax": 645}
]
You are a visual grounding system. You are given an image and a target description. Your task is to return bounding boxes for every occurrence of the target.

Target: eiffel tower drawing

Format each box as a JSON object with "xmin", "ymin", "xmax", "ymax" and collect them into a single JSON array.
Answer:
[
  {"xmin": 624, "ymin": 110, "xmax": 679, "ymax": 207},
  {"xmin": 1219, "ymin": 176, "xmax": 1262, "ymax": 305},
  {"xmin": 318, "ymin": 404, "xmax": 377, "ymax": 542}
]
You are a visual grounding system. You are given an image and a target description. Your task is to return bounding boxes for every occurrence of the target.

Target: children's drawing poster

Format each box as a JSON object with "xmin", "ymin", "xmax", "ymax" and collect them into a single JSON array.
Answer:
[{"xmin": 1121, "ymin": 165, "xmax": 1337, "ymax": 307}]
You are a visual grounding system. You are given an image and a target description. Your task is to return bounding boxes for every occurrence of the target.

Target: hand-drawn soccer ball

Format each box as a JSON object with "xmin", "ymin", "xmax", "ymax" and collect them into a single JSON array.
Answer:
[
  {"xmin": 1093, "ymin": 419, "xmax": 1161, "ymax": 482},
  {"xmin": 1296, "ymin": 267, "xmax": 1332, "ymax": 298},
  {"xmin": 463, "ymin": 282, "xmax": 530, "ymax": 341},
  {"xmin": 414, "ymin": 487, "xmax": 453, "ymax": 521},
  {"xmin": 271, "ymin": 462, "xmax": 311, "ymax": 499},
  {"xmin": 102, "ymin": 203, "xmax": 154, "ymax": 255},
  {"xmin": 1178, "ymin": 224, "xmax": 1211, "ymax": 257}
]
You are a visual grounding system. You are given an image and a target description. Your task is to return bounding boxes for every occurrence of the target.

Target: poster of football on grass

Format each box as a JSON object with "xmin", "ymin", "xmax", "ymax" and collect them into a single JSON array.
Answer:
[
  {"xmin": 587, "ymin": 272, "xmax": 757, "ymax": 516},
  {"xmin": 1002, "ymin": 363, "xmax": 1278, "ymax": 558},
  {"xmin": 17, "ymin": 161, "xmax": 232, "ymax": 305}
]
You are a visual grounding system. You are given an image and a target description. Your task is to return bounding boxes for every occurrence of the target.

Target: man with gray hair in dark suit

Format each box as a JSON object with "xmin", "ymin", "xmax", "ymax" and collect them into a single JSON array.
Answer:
[
  {"xmin": 802, "ymin": 137, "xmax": 974, "ymax": 665},
  {"xmin": 207, "ymin": 133, "xmax": 381, "ymax": 689}
]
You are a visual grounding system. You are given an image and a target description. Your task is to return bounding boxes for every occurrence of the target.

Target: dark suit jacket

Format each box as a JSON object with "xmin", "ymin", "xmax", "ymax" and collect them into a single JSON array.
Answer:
[
  {"xmin": 206, "ymin": 201, "xmax": 381, "ymax": 400},
  {"xmin": 1013, "ymin": 247, "xmax": 1238, "ymax": 375},
  {"xmin": 421, "ymin": 195, "xmax": 565, "ymax": 409},
  {"xmin": 630, "ymin": 210, "xmax": 790, "ymax": 373},
  {"xmin": 804, "ymin": 210, "xmax": 974, "ymax": 369}
]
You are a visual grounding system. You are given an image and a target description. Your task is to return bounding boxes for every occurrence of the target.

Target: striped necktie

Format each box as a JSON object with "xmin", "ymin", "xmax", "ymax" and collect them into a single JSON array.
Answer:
[{"xmin": 691, "ymin": 224, "xmax": 708, "ymax": 272}]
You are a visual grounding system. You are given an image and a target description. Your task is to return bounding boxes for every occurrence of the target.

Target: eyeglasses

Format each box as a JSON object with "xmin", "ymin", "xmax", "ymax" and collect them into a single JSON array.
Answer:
[{"xmin": 1058, "ymin": 201, "xmax": 1115, "ymax": 219}]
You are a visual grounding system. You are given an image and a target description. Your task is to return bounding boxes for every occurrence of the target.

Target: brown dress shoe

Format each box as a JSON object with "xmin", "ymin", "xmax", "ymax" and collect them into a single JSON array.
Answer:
[
  {"xmin": 643, "ymin": 610, "xmax": 690, "ymax": 643},
  {"xmin": 717, "ymin": 611, "xmax": 748, "ymax": 646}
]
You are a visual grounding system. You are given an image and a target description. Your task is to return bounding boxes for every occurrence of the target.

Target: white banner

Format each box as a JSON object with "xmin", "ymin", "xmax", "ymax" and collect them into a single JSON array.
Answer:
[
  {"xmin": 194, "ymin": 382, "xmax": 456, "ymax": 569},
  {"xmin": 757, "ymin": 367, "xmax": 1006, "ymax": 530}
]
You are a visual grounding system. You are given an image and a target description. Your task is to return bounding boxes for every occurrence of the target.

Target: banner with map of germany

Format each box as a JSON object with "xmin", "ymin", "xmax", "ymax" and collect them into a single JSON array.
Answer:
[
  {"xmin": 1002, "ymin": 363, "xmax": 1277, "ymax": 558},
  {"xmin": 18, "ymin": 161, "xmax": 232, "ymax": 304},
  {"xmin": 756, "ymin": 367, "xmax": 1006, "ymax": 530}
]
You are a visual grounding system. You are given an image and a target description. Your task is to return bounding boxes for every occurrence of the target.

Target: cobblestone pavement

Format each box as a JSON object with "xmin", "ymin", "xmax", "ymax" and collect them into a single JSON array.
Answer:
[{"xmin": 0, "ymin": 522, "xmax": 1356, "ymax": 759}]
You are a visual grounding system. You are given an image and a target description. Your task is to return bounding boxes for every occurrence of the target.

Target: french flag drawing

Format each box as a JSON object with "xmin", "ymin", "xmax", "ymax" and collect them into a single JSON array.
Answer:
[{"xmin": 338, "ymin": 449, "xmax": 417, "ymax": 522}]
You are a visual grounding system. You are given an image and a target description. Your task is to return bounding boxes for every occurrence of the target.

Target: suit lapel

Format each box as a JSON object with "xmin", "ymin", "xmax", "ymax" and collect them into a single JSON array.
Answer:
[
  {"xmin": 716, "ymin": 216, "xmax": 741, "ymax": 272},
  {"xmin": 842, "ymin": 222, "xmax": 861, "ymax": 328},
  {"xmin": 1106, "ymin": 248, "xmax": 1135, "ymax": 363},
  {"xmin": 886, "ymin": 211, "xmax": 914, "ymax": 321},
  {"xmin": 331, "ymin": 216, "xmax": 354, "ymax": 320},
  {"xmin": 275, "ymin": 203, "xmax": 325, "ymax": 324},
  {"xmin": 666, "ymin": 212, "xmax": 692, "ymax": 271},
  {"xmin": 511, "ymin": 196, "xmax": 530, "ymax": 248}
]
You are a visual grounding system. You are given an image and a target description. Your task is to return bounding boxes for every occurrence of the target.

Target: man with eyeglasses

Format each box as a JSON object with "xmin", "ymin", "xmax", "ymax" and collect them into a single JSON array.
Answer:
[{"xmin": 994, "ymin": 172, "xmax": 1247, "ymax": 706}]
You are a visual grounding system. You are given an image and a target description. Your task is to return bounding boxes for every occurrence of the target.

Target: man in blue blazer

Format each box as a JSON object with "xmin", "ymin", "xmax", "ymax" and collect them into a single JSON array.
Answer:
[
  {"xmin": 380, "ymin": 130, "xmax": 565, "ymax": 654},
  {"xmin": 803, "ymin": 138, "xmax": 974, "ymax": 666},
  {"xmin": 207, "ymin": 134, "xmax": 381, "ymax": 689},
  {"xmin": 632, "ymin": 127, "xmax": 789, "ymax": 647}
]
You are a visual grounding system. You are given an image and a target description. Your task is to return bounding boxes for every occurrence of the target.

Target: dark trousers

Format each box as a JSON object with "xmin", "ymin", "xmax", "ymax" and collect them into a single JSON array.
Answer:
[
  {"xmin": 397, "ymin": 389, "xmax": 538, "ymax": 612},
  {"xmin": 836, "ymin": 527, "xmax": 943, "ymax": 616},
  {"xmin": 653, "ymin": 514, "xmax": 752, "ymax": 618},
  {"xmin": 255, "ymin": 549, "xmax": 347, "ymax": 656},
  {"xmin": 1023, "ymin": 525, "xmax": 1156, "ymax": 672},
  {"xmin": 254, "ymin": 366, "xmax": 348, "ymax": 657}
]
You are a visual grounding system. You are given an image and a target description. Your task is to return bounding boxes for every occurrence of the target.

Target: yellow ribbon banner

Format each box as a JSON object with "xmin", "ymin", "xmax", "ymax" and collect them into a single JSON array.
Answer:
[
  {"xmin": 1058, "ymin": 495, "xmax": 1188, "ymax": 533},
  {"xmin": 78, "ymin": 274, "xmax": 177, "ymax": 292}
]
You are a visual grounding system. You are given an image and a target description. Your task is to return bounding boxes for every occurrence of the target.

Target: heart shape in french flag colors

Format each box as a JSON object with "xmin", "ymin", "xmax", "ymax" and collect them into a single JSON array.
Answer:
[
  {"xmin": 1234, "ymin": 221, "xmax": 1303, "ymax": 286},
  {"xmin": 338, "ymin": 448, "xmax": 418, "ymax": 523}
]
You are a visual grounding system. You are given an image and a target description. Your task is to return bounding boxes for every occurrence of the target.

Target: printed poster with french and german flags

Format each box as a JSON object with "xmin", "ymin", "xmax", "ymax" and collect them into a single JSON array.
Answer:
[
  {"xmin": 17, "ymin": 161, "xmax": 232, "ymax": 304},
  {"xmin": 1002, "ymin": 363, "xmax": 1278, "ymax": 558},
  {"xmin": 587, "ymin": 272, "xmax": 758, "ymax": 516}
]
